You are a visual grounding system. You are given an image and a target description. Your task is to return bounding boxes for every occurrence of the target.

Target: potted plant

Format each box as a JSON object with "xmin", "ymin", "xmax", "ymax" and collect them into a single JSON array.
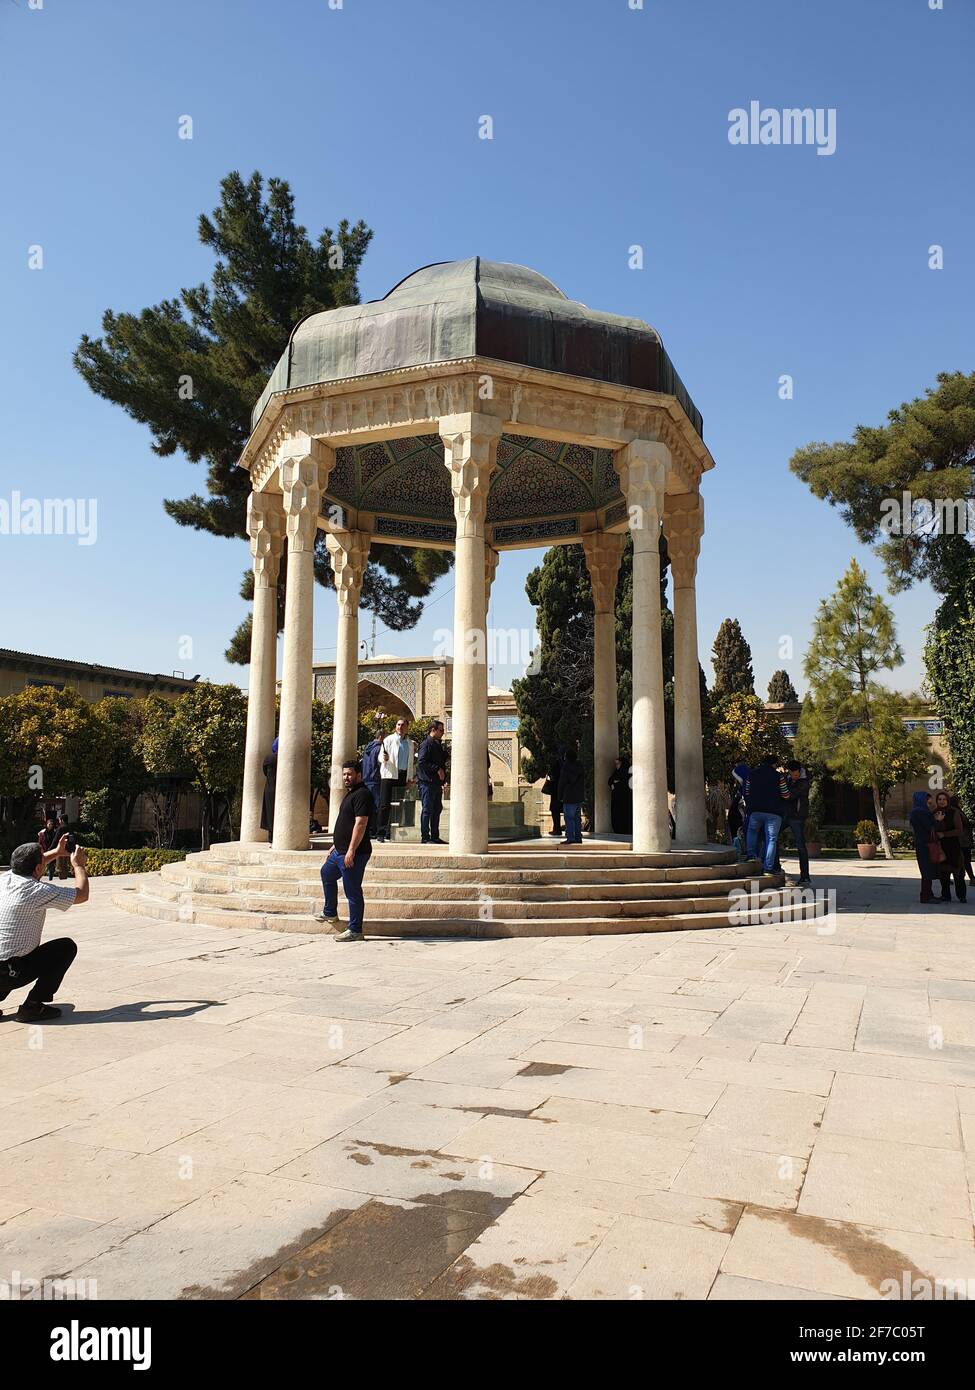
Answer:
[
  {"xmin": 854, "ymin": 819, "xmax": 880, "ymax": 859},
  {"xmin": 804, "ymin": 817, "xmax": 823, "ymax": 859}
]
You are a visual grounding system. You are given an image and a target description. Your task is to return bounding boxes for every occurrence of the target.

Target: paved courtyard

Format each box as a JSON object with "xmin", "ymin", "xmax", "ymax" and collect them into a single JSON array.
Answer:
[{"xmin": 2, "ymin": 856, "xmax": 975, "ymax": 1301}]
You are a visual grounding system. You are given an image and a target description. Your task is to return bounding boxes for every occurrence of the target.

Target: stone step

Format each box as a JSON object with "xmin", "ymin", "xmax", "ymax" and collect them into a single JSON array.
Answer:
[
  {"xmin": 140, "ymin": 880, "xmax": 780, "ymax": 920},
  {"xmin": 113, "ymin": 887, "xmax": 824, "ymax": 938},
  {"xmin": 159, "ymin": 859, "xmax": 761, "ymax": 891},
  {"xmin": 195, "ymin": 843, "xmax": 737, "ymax": 872}
]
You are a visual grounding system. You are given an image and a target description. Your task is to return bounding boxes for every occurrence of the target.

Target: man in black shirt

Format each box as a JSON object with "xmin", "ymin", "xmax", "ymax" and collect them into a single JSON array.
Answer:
[
  {"xmin": 315, "ymin": 760, "xmax": 375, "ymax": 942},
  {"xmin": 416, "ymin": 720, "xmax": 448, "ymax": 844}
]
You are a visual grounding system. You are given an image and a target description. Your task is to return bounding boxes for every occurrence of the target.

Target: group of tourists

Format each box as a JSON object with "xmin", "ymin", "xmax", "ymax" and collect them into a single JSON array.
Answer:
[
  {"xmin": 910, "ymin": 790, "xmax": 975, "ymax": 904},
  {"xmin": 727, "ymin": 755, "xmax": 811, "ymax": 885}
]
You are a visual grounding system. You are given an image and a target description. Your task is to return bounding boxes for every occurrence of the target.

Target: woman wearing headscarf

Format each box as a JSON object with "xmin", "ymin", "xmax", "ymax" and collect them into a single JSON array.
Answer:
[
  {"xmin": 260, "ymin": 736, "xmax": 278, "ymax": 839},
  {"xmin": 909, "ymin": 791, "xmax": 938, "ymax": 904},
  {"xmin": 934, "ymin": 790, "xmax": 967, "ymax": 903},
  {"xmin": 609, "ymin": 757, "xmax": 633, "ymax": 834}
]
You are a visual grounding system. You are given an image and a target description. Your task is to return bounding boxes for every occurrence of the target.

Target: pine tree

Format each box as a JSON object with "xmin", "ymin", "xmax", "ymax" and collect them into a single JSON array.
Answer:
[
  {"xmin": 796, "ymin": 560, "xmax": 929, "ymax": 859},
  {"xmin": 767, "ymin": 670, "xmax": 799, "ymax": 703},
  {"xmin": 711, "ymin": 619, "xmax": 755, "ymax": 698},
  {"xmin": 74, "ymin": 171, "xmax": 451, "ymax": 661}
]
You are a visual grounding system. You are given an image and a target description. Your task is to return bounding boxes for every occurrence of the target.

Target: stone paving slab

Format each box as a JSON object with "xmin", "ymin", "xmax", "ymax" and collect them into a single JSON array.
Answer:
[{"xmin": 2, "ymin": 859, "xmax": 975, "ymax": 1299}]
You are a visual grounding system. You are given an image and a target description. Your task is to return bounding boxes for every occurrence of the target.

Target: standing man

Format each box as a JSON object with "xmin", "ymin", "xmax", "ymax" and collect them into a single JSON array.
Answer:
[
  {"xmin": 416, "ymin": 721, "xmax": 448, "ymax": 844},
  {"xmin": 745, "ymin": 754, "xmax": 785, "ymax": 874},
  {"xmin": 53, "ymin": 811, "xmax": 71, "ymax": 879},
  {"xmin": 0, "ymin": 835, "xmax": 88, "ymax": 1021},
  {"xmin": 376, "ymin": 717, "xmax": 414, "ymax": 843},
  {"xmin": 557, "ymin": 743, "xmax": 586, "ymax": 846},
  {"xmin": 361, "ymin": 727, "xmax": 383, "ymax": 811},
  {"xmin": 782, "ymin": 759, "xmax": 811, "ymax": 887},
  {"xmin": 315, "ymin": 760, "xmax": 375, "ymax": 943}
]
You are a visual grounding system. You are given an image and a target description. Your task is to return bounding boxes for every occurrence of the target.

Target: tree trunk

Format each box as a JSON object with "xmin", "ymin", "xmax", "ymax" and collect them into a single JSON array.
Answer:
[{"xmin": 872, "ymin": 782, "xmax": 893, "ymax": 859}]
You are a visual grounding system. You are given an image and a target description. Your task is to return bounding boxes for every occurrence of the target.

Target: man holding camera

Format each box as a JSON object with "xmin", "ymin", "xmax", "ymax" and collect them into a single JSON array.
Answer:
[{"xmin": 0, "ymin": 835, "xmax": 88, "ymax": 1022}]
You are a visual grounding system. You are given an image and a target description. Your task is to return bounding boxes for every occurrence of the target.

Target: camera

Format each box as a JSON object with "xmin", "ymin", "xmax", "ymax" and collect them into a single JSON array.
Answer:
[{"xmin": 64, "ymin": 833, "xmax": 77, "ymax": 853}]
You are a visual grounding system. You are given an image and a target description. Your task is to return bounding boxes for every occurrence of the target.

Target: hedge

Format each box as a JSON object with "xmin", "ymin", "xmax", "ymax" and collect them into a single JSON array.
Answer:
[{"xmin": 82, "ymin": 848, "xmax": 187, "ymax": 876}]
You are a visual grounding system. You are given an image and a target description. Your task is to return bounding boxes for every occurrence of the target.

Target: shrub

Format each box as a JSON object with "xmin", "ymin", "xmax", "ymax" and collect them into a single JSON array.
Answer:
[
  {"xmin": 854, "ymin": 819, "xmax": 881, "ymax": 845},
  {"xmin": 887, "ymin": 827, "xmax": 914, "ymax": 853},
  {"xmin": 83, "ymin": 848, "xmax": 186, "ymax": 876}
]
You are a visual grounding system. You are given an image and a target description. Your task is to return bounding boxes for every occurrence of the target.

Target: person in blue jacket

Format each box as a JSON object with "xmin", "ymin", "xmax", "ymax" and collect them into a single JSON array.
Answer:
[{"xmin": 360, "ymin": 729, "xmax": 383, "ymax": 810}]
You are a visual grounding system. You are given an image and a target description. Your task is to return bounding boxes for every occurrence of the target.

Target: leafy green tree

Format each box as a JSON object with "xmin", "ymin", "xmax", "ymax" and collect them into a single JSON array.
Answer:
[
  {"xmin": 795, "ymin": 561, "xmax": 929, "ymax": 858},
  {"xmin": 0, "ymin": 687, "xmax": 110, "ymax": 846},
  {"xmin": 711, "ymin": 619, "xmax": 755, "ymax": 698},
  {"xmin": 166, "ymin": 683, "xmax": 248, "ymax": 849},
  {"xmin": 767, "ymin": 670, "xmax": 799, "ymax": 704},
  {"xmin": 139, "ymin": 696, "xmax": 191, "ymax": 849},
  {"xmin": 311, "ymin": 699, "xmax": 334, "ymax": 813},
  {"xmin": 74, "ymin": 171, "xmax": 451, "ymax": 661},
  {"xmin": 926, "ymin": 545, "xmax": 975, "ymax": 814},
  {"xmin": 93, "ymin": 697, "xmax": 152, "ymax": 831},
  {"xmin": 703, "ymin": 692, "xmax": 791, "ymax": 785}
]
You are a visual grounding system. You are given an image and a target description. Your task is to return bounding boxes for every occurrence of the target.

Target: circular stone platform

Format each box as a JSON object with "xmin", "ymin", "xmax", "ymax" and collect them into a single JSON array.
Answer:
[{"xmin": 112, "ymin": 839, "xmax": 821, "ymax": 939}]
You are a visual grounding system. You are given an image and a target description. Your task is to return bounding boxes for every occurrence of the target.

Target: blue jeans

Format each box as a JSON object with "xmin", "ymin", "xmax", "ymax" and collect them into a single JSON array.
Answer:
[
  {"xmin": 747, "ymin": 811, "xmax": 782, "ymax": 873},
  {"xmin": 418, "ymin": 781, "xmax": 443, "ymax": 841},
  {"xmin": 788, "ymin": 816, "xmax": 809, "ymax": 880},
  {"xmin": 563, "ymin": 803, "xmax": 582, "ymax": 843},
  {"xmin": 320, "ymin": 847, "xmax": 371, "ymax": 934}
]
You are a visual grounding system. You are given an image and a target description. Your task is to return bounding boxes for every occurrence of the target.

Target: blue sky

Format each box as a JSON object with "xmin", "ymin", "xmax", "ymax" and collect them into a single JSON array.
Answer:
[{"xmin": 2, "ymin": 0, "xmax": 971, "ymax": 699}]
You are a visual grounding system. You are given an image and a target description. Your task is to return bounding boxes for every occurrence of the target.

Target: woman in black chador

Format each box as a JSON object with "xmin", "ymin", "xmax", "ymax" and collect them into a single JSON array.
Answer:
[
  {"xmin": 608, "ymin": 756, "xmax": 633, "ymax": 834},
  {"xmin": 260, "ymin": 736, "xmax": 278, "ymax": 838}
]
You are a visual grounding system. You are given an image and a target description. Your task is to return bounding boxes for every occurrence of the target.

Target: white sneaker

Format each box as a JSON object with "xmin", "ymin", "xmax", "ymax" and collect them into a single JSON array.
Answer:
[
  {"xmin": 314, "ymin": 912, "xmax": 340, "ymax": 925},
  {"xmin": 334, "ymin": 929, "xmax": 363, "ymax": 942}
]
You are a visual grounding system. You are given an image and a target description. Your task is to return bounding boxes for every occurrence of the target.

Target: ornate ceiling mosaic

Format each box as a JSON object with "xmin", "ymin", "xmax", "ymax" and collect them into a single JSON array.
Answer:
[{"xmin": 328, "ymin": 433, "xmax": 622, "ymax": 526}]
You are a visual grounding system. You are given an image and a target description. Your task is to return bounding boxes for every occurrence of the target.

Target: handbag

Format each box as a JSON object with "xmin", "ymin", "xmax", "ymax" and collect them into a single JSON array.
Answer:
[
  {"xmin": 541, "ymin": 779, "xmax": 553, "ymax": 796},
  {"xmin": 929, "ymin": 834, "xmax": 946, "ymax": 867}
]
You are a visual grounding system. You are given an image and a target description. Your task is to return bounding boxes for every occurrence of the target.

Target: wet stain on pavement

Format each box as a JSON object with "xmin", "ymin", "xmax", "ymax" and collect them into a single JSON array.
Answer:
[
  {"xmin": 422, "ymin": 1255, "xmax": 561, "ymax": 1300},
  {"xmin": 518, "ymin": 1062, "xmax": 572, "ymax": 1077},
  {"xmin": 239, "ymin": 1198, "xmax": 497, "ymax": 1301},
  {"xmin": 748, "ymin": 1207, "xmax": 940, "ymax": 1294}
]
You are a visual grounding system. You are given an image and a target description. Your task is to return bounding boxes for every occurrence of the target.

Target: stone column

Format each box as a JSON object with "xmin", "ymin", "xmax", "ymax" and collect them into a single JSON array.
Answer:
[
  {"xmin": 582, "ymin": 531, "xmax": 625, "ymax": 836},
  {"xmin": 274, "ymin": 440, "xmax": 333, "ymax": 850},
  {"xmin": 326, "ymin": 529, "xmax": 370, "ymax": 833},
  {"xmin": 664, "ymin": 492, "xmax": 707, "ymax": 845},
  {"xmin": 440, "ymin": 413, "xmax": 502, "ymax": 855},
  {"xmin": 615, "ymin": 440, "xmax": 670, "ymax": 853},
  {"xmin": 240, "ymin": 491, "xmax": 285, "ymax": 842}
]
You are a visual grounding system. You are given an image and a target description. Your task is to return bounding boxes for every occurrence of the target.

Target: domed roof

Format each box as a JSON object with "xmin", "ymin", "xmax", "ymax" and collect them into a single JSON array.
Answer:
[{"xmin": 252, "ymin": 257, "xmax": 702, "ymax": 437}]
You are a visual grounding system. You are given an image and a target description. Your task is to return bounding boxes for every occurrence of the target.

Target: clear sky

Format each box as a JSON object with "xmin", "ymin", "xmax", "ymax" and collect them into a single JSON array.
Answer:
[{"xmin": 2, "ymin": 0, "xmax": 971, "ymax": 699}]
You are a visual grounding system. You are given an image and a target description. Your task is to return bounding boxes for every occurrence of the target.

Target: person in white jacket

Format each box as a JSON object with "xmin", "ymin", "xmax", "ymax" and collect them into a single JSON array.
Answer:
[{"xmin": 376, "ymin": 718, "xmax": 415, "ymax": 842}]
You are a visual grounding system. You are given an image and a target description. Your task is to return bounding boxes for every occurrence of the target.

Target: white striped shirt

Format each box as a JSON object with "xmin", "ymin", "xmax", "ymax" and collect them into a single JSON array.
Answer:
[{"xmin": 0, "ymin": 873, "xmax": 75, "ymax": 960}]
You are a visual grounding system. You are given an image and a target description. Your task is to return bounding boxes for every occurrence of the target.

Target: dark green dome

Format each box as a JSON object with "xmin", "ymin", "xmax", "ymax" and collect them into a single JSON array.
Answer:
[{"xmin": 252, "ymin": 257, "xmax": 702, "ymax": 437}]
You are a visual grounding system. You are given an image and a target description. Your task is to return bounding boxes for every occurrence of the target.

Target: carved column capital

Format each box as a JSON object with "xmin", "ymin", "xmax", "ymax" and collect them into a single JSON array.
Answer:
[
  {"xmin": 280, "ymin": 438, "xmax": 334, "ymax": 553},
  {"xmin": 326, "ymin": 530, "xmax": 371, "ymax": 617},
  {"xmin": 614, "ymin": 439, "xmax": 669, "ymax": 535},
  {"xmin": 663, "ymin": 492, "xmax": 704, "ymax": 588},
  {"xmin": 440, "ymin": 412, "xmax": 503, "ymax": 539},
  {"xmin": 246, "ymin": 491, "xmax": 285, "ymax": 589},
  {"xmin": 582, "ymin": 531, "xmax": 626, "ymax": 614}
]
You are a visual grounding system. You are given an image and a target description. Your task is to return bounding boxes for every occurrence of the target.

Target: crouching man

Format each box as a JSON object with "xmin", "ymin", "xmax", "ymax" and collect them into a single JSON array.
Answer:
[
  {"xmin": 0, "ymin": 836, "xmax": 87, "ymax": 1021},
  {"xmin": 316, "ymin": 760, "xmax": 374, "ymax": 942}
]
